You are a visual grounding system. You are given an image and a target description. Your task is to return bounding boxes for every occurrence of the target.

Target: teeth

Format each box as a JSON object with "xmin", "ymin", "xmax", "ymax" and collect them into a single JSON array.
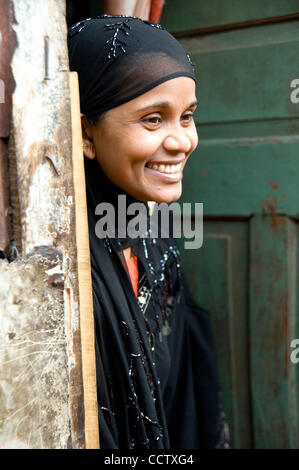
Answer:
[{"xmin": 147, "ymin": 162, "xmax": 182, "ymax": 174}]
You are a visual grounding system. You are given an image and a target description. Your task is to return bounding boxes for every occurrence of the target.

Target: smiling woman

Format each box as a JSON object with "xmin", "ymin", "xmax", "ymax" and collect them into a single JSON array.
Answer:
[{"xmin": 68, "ymin": 15, "xmax": 229, "ymax": 450}]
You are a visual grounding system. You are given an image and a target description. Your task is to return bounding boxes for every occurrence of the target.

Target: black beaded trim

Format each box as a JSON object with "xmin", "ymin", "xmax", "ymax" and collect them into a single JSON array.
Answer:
[
  {"xmin": 99, "ymin": 13, "xmax": 141, "ymax": 19},
  {"xmin": 68, "ymin": 15, "xmax": 165, "ymax": 38},
  {"xmin": 186, "ymin": 53, "xmax": 195, "ymax": 72},
  {"xmin": 68, "ymin": 18, "xmax": 91, "ymax": 37},
  {"xmin": 105, "ymin": 20, "xmax": 132, "ymax": 60},
  {"xmin": 143, "ymin": 20, "xmax": 164, "ymax": 30},
  {"xmin": 186, "ymin": 53, "xmax": 193, "ymax": 66}
]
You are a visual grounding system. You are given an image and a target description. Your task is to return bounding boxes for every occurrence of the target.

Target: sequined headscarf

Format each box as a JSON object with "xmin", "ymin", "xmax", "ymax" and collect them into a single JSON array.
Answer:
[{"xmin": 67, "ymin": 14, "xmax": 195, "ymax": 119}]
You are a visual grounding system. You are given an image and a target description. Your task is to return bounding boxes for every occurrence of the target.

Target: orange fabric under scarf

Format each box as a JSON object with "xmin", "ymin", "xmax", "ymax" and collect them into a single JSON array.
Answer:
[{"xmin": 126, "ymin": 254, "xmax": 139, "ymax": 297}]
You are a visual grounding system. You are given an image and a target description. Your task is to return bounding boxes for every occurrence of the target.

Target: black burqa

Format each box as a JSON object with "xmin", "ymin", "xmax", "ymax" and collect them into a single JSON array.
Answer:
[{"xmin": 68, "ymin": 15, "xmax": 230, "ymax": 449}]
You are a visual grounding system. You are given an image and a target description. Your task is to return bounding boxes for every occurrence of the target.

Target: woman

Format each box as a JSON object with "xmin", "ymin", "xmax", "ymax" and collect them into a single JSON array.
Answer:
[{"xmin": 68, "ymin": 14, "xmax": 229, "ymax": 449}]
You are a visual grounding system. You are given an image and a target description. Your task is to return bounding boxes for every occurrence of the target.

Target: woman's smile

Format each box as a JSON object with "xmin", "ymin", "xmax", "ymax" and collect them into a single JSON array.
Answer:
[
  {"xmin": 82, "ymin": 76, "xmax": 198, "ymax": 203},
  {"xmin": 144, "ymin": 160, "xmax": 184, "ymax": 182},
  {"xmin": 146, "ymin": 161, "xmax": 183, "ymax": 174}
]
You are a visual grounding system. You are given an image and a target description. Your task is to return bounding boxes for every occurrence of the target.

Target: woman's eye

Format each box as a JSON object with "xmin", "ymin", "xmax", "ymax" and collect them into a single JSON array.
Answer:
[
  {"xmin": 142, "ymin": 115, "xmax": 162, "ymax": 125},
  {"xmin": 181, "ymin": 113, "xmax": 194, "ymax": 123}
]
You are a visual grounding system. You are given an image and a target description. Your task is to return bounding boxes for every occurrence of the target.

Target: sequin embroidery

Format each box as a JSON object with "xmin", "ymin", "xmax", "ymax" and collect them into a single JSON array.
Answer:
[{"xmin": 105, "ymin": 20, "xmax": 132, "ymax": 60}]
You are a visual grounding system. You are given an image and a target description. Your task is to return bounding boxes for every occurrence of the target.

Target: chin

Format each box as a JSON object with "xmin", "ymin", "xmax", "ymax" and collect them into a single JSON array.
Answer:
[
  {"xmin": 150, "ymin": 190, "xmax": 182, "ymax": 204},
  {"xmin": 133, "ymin": 184, "xmax": 182, "ymax": 203}
]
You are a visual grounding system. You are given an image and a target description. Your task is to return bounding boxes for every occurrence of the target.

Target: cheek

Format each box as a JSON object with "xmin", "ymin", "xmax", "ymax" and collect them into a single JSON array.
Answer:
[
  {"xmin": 124, "ymin": 133, "xmax": 162, "ymax": 167},
  {"xmin": 95, "ymin": 127, "xmax": 162, "ymax": 180}
]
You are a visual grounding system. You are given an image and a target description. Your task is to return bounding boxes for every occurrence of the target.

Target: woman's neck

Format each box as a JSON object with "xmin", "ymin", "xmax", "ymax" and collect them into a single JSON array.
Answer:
[{"xmin": 123, "ymin": 247, "xmax": 132, "ymax": 261}]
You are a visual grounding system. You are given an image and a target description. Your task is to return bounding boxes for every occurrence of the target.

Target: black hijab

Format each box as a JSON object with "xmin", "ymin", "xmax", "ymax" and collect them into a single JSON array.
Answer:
[
  {"xmin": 68, "ymin": 14, "xmax": 196, "ymax": 118},
  {"xmin": 68, "ymin": 15, "xmax": 230, "ymax": 449}
]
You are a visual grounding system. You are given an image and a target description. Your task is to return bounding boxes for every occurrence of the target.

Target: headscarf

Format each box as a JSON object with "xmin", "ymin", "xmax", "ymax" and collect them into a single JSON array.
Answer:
[{"xmin": 67, "ymin": 14, "xmax": 196, "ymax": 118}]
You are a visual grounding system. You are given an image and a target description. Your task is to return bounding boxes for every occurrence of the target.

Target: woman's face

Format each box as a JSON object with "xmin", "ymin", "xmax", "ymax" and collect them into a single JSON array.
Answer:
[{"xmin": 82, "ymin": 76, "xmax": 198, "ymax": 203}]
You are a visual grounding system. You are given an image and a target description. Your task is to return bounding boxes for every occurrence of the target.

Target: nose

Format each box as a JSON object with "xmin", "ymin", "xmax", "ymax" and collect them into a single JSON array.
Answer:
[{"xmin": 162, "ymin": 127, "xmax": 193, "ymax": 154}]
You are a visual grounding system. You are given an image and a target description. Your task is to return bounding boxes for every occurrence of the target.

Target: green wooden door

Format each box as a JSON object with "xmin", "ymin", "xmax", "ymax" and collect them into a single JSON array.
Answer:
[{"xmin": 162, "ymin": 0, "xmax": 299, "ymax": 449}]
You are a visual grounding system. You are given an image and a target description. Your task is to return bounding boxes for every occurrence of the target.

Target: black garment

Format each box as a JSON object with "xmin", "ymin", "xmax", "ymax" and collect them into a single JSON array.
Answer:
[
  {"xmin": 68, "ymin": 15, "xmax": 195, "ymax": 118},
  {"xmin": 164, "ymin": 278, "xmax": 227, "ymax": 448},
  {"xmin": 84, "ymin": 157, "xmax": 229, "ymax": 449}
]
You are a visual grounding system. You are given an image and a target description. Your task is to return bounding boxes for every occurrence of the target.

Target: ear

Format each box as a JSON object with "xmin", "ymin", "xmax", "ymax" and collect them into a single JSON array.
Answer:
[{"xmin": 81, "ymin": 113, "xmax": 96, "ymax": 159}]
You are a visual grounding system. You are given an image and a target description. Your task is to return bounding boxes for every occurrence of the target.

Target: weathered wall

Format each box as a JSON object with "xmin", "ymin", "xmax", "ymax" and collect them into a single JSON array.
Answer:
[
  {"xmin": 0, "ymin": 0, "xmax": 97, "ymax": 448},
  {"xmin": 0, "ymin": 249, "xmax": 70, "ymax": 448}
]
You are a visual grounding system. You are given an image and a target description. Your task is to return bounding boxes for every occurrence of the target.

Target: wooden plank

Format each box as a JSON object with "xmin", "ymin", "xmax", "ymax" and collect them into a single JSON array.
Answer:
[
  {"xmin": 0, "ymin": 0, "xmax": 17, "ymax": 138},
  {"xmin": 249, "ymin": 215, "xmax": 299, "ymax": 448},
  {"xmin": 69, "ymin": 71, "xmax": 99, "ymax": 449},
  {"xmin": 0, "ymin": 140, "xmax": 11, "ymax": 253},
  {"xmin": 161, "ymin": 0, "xmax": 299, "ymax": 34},
  {"xmin": 0, "ymin": 0, "xmax": 16, "ymax": 254}
]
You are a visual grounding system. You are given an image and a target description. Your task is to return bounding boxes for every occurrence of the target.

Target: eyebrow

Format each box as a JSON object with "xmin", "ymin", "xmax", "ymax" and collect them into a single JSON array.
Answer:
[{"xmin": 137, "ymin": 100, "xmax": 198, "ymax": 113}]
